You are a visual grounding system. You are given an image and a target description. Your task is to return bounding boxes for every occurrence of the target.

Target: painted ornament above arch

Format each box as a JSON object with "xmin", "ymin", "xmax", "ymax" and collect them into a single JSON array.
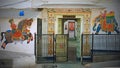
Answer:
[{"xmin": 47, "ymin": 8, "xmax": 91, "ymax": 13}]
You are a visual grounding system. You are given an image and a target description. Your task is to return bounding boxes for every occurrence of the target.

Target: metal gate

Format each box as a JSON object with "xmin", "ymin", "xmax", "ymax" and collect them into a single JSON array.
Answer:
[
  {"xmin": 55, "ymin": 34, "xmax": 68, "ymax": 62},
  {"xmin": 35, "ymin": 34, "xmax": 68, "ymax": 63}
]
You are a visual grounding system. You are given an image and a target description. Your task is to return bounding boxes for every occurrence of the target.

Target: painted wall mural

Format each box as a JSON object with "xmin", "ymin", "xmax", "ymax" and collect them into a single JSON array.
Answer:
[
  {"xmin": 93, "ymin": 10, "xmax": 120, "ymax": 34},
  {"xmin": 1, "ymin": 18, "xmax": 33, "ymax": 49}
]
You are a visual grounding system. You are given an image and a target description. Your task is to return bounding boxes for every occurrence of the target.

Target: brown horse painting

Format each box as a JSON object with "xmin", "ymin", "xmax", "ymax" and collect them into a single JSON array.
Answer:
[{"xmin": 1, "ymin": 18, "xmax": 33, "ymax": 49}]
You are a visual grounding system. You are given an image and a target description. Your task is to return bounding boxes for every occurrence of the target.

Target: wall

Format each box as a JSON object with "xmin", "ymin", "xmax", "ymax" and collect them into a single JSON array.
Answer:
[
  {"xmin": 0, "ymin": 9, "xmax": 41, "ymax": 54},
  {"xmin": 41, "ymin": 9, "xmax": 48, "ymax": 34},
  {"xmin": 91, "ymin": 0, "xmax": 120, "ymax": 34},
  {"xmin": 90, "ymin": 0, "xmax": 120, "ymax": 50},
  {"xmin": 0, "ymin": 8, "xmax": 41, "ymax": 18},
  {"xmin": 0, "ymin": 0, "xmax": 120, "ymax": 54}
]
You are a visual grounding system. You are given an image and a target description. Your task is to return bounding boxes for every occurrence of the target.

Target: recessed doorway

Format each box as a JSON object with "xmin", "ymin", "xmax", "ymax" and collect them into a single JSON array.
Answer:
[{"xmin": 57, "ymin": 15, "xmax": 81, "ymax": 62}]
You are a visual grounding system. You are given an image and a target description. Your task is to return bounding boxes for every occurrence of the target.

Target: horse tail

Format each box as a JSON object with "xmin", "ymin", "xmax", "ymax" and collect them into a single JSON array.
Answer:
[{"xmin": 1, "ymin": 32, "xmax": 5, "ymax": 42}]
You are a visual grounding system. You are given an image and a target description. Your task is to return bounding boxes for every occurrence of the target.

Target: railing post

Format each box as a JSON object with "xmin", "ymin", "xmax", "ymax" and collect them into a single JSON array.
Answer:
[
  {"xmin": 115, "ymin": 34, "xmax": 116, "ymax": 51},
  {"xmin": 53, "ymin": 33, "xmax": 55, "ymax": 63},
  {"xmin": 34, "ymin": 33, "xmax": 36, "ymax": 56},
  {"xmin": 81, "ymin": 34, "xmax": 83, "ymax": 64},
  {"xmin": 91, "ymin": 33, "xmax": 94, "ymax": 62},
  {"xmin": 66, "ymin": 34, "xmax": 69, "ymax": 61}
]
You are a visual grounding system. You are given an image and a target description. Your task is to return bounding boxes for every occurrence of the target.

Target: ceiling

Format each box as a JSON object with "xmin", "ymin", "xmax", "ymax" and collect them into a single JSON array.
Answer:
[{"xmin": 0, "ymin": 0, "xmax": 119, "ymax": 9}]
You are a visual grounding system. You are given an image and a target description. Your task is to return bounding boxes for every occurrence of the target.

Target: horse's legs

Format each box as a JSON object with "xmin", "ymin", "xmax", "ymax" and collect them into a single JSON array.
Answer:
[
  {"xmin": 28, "ymin": 33, "xmax": 33, "ymax": 40},
  {"xmin": 27, "ymin": 33, "xmax": 33, "ymax": 44},
  {"xmin": 1, "ymin": 40, "xmax": 8, "ymax": 49},
  {"xmin": 1, "ymin": 43, "xmax": 6, "ymax": 49},
  {"xmin": 29, "ymin": 33, "xmax": 33, "ymax": 41},
  {"xmin": 27, "ymin": 38, "xmax": 31, "ymax": 44},
  {"xmin": 1, "ymin": 32, "xmax": 5, "ymax": 42},
  {"xmin": 27, "ymin": 33, "xmax": 31, "ymax": 44}
]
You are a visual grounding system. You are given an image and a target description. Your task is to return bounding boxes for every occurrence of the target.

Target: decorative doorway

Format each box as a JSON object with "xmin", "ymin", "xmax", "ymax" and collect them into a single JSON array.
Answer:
[
  {"xmin": 33, "ymin": 8, "xmax": 91, "ymax": 63},
  {"xmin": 47, "ymin": 8, "xmax": 91, "ymax": 62}
]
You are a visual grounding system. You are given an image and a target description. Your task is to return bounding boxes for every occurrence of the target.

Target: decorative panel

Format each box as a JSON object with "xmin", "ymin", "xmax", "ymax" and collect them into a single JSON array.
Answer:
[
  {"xmin": 58, "ymin": 18, "xmax": 62, "ymax": 34},
  {"xmin": 48, "ymin": 13, "xmax": 55, "ymax": 34},
  {"xmin": 47, "ymin": 8, "xmax": 91, "ymax": 34}
]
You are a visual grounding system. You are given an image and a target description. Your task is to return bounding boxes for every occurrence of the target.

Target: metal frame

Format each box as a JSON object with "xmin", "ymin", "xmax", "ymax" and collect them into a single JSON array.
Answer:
[
  {"xmin": 35, "ymin": 34, "xmax": 68, "ymax": 63},
  {"xmin": 35, "ymin": 34, "xmax": 54, "ymax": 63},
  {"xmin": 81, "ymin": 34, "xmax": 120, "ymax": 63}
]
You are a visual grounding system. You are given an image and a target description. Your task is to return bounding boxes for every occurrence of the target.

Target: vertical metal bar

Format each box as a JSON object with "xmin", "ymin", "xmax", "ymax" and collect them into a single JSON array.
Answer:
[
  {"xmin": 119, "ymin": 34, "xmax": 120, "ymax": 51},
  {"xmin": 67, "ymin": 34, "xmax": 68, "ymax": 62},
  {"xmin": 81, "ymin": 34, "xmax": 83, "ymax": 64},
  {"xmin": 55, "ymin": 34, "xmax": 57, "ymax": 62},
  {"xmin": 115, "ymin": 34, "xmax": 116, "ymax": 51},
  {"xmin": 91, "ymin": 34, "xmax": 94, "ymax": 62},
  {"xmin": 34, "ymin": 34, "xmax": 36, "ymax": 56},
  {"xmin": 34, "ymin": 34, "xmax": 37, "ymax": 63},
  {"xmin": 53, "ymin": 34, "xmax": 55, "ymax": 63},
  {"xmin": 63, "ymin": 34, "xmax": 66, "ymax": 62},
  {"xmin": 106, "ymin": 34, "xmax": 107, "ymax": 53}
]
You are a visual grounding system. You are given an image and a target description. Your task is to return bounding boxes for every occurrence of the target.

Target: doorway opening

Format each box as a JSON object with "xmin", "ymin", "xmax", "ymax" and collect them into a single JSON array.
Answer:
[
  {"xmin": 35, "ymin": 15, "xmax": 83, "ymax": 63},
  {"xmin": 57, "ymin": 15, "xmax": 81, "ymax": 62}
]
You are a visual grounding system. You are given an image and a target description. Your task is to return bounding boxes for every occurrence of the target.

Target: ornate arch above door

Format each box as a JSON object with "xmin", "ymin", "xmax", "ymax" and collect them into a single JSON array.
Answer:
[{"xmin": 47, "ymin": 8, "xmax": 91, "ymax": 34}]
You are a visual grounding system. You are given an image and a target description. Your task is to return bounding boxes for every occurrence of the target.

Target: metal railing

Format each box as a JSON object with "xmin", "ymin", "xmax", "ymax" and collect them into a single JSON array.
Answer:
[{"xmin": 81, "ymin": 34, "xmax": 120, "ymax": 63}]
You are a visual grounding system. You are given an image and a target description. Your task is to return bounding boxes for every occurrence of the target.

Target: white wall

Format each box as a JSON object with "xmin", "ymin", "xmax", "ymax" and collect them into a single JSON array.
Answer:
[
  {"xmin": 0, "ymin": 18, "xmax": 37, "ymax": 54},
  {"xmin": 90, "ymin": 0, "xmax": 120, "ymax": 50},
  {"xmin": 0, "ymin": 0, "xmax": 31, "ymax": 8},
  {"xmin": 0, "ymin": 0, "xmax": 120, "ymax": 54},
  {"xmin": 0, "ymin": 8, "xmax": 41, "ymax": 18},
  {"xmin": 0, "ymin": 9, "xmax": 42, "ymax": 54}
]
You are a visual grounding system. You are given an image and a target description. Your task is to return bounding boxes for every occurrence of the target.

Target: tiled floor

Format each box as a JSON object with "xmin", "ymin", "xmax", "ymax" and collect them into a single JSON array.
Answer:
[
  {"xmin": 0, "ymin": 50, "xmax": 120, "ymax": 68},
  {"xmin": 0, "ymin": 50, "xmax": 84, "ymax": 68},
  {"xmin": 85, "ymin": 60, "xmax": 120, "ymax": 68},
  {"xmin": 0, "ymin": 50, "xmax": 35, "ymax": 68}
]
